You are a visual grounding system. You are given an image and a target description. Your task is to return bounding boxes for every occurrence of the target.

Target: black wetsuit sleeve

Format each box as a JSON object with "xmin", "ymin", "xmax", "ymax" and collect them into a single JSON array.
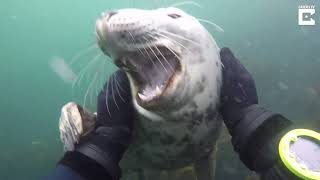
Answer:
[{"xmin": 45, "ymin": 151, "xmax": 113, "ymax": 180}]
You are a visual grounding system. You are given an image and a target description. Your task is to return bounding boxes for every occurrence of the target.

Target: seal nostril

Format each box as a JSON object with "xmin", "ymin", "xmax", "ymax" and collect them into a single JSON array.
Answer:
[
  {"xmin": 108, "ymin": 11, "xmax": 117, "ymax": 18},
  {"xmin": 103, "ymin": 11, "xmax": 118, "ymax": 21}
]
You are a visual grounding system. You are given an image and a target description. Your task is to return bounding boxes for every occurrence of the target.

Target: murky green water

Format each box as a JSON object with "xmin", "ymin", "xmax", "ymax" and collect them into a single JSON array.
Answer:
[{"xmin": 0, "ymin": 0, "xmax": 319, "ymax": 179}]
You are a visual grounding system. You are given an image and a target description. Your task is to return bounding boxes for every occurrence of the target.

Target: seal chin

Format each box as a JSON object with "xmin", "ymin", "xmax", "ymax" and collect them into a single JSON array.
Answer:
[{"xmin": 118, "ymin": 46, "xmax": 181, "ymax": 107}]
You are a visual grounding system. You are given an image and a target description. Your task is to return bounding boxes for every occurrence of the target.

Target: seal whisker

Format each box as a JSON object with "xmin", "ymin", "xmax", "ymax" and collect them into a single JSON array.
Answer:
[
  {"xmin": 114, "ymin": 72, "xmax": 127, "ymax": 93},
  {"xmin": 141, "ymin": 36, "xmax": 161, "ymax": 72},
  {"xmin": 146, "ymin": 33, "xmax": 175, "ymax": 73},
  {"xmin": 137, "ymin": 47, "xmax": 147, "ymax": 58},
  {"xmin": 69, "ymin": 44, "xmax": 98, "ymax": 65},
  {"xmin": 83, "ymin": 71, "xmax": 99, "ymax": 109},
  {"xmin": 145, "ymin": 32, "xmax": 181, "ymax": 62},
  {"xmin": 89, "ymin": 70, "xmax": 100, "ymax": 107},
  {"xmin": 72, "ymin": 54, "xmax": 102, "ymax": 89},
  {"xmin": 159, "ymin": 40, "xmax": 182, "ymax": 63},
  {"xmin": 111, "ymin": 75, "xmax": 120, "ymax": 110},
  {"xmin": 94, "ymin": 60, "xmax": 108, "ymax": 100},
  {"xmin": 154, "ymin": 45, "xmax": 175, "ymax": 73},
  {"xmin": 145, "ymin": 39, "xmax": 169, "ymax": 73},
  {"xmin": 153, "ymin": 31, "xmax": 191, "ymax": 52},
  {"xmin": 114, "ymin": 73, "xmax": 126, "ymax": 103},
  {"xmin": 72, "ymin": 54, "xmax": 101, "ymax": 89},
  {"xmin": 128, "ymin": 31, "xmax": 147, "ymax": 58},
  {"xmin": 197, "ymin": 18, "xmax": 224, "ymax": 33},
  {"xmin": 105, "ymin": 78, "xmax": 112, "ymax": 118},
  {"xmin": 159, "ymin": 30, "xmax": 201, "ymax": 47},
  {"xmin": 168, "ymin": 1, "xmax": 203, "ymax": 9}
]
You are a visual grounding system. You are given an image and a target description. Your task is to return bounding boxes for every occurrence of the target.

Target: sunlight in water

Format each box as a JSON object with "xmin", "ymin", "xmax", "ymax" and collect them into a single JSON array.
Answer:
[{"xmin": 49, "ymin": 56, "xmax": 77, "ymax": 84}]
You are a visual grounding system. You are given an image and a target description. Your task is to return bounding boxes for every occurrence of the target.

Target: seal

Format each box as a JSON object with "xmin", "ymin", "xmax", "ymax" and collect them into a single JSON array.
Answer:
[{"xmin": 60, "ymin": 7, "xmax": 223, "ymax": 180}]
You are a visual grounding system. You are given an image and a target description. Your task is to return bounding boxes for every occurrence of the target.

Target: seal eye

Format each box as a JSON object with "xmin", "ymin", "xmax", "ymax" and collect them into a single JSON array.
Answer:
[{"xmin": 168, "ymin": 13, "xmax": 181, "ymax": 19}]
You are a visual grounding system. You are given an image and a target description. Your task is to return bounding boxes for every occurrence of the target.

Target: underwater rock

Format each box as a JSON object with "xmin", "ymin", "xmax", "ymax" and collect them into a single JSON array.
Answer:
[
  {"xmin": 159, "ymin": 166, "xmax": 196, "ymax": 180},
  {"xmin": 174, "ymin": 166, "xmax": 196, "ymax": 180},
  {"xmin": 245, "ymin": 173, "xmax": 260, "ymax": 180}
]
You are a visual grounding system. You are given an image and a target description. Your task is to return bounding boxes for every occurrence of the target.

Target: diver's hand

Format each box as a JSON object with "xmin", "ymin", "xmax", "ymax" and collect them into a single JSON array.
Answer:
[
  {"xmin": 60, "ymin": 70, "xmax": 135, "ymax": 180},
  {"xmin": 219, "ymin": 48, "xmax": 258, "ymax": 135},
  {"xmin": 96, "ymin": 69, "xmax": 134, "ymax": 130}
]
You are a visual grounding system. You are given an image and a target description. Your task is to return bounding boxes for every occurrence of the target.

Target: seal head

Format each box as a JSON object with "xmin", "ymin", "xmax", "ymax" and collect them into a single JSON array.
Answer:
[{"xmin": 96, "ymin": 8, "xmax": 221, "ymax": 115}]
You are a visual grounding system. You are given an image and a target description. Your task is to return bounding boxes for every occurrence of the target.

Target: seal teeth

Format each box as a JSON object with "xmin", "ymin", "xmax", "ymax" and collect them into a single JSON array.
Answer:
[
  {"xmin": 138, "ymin": 93, "xmax": 148, "ymax": 101},
  {"xmin": 156, "ymin": 86, "xmax": 161, "ymax": 94},
  {"xmin": 138, "ymin": 85, "xmax": 163, "ymax": 102},
  {"xmin": 123, "ymin": 59, "xmax": 128, "ymax": 66}
]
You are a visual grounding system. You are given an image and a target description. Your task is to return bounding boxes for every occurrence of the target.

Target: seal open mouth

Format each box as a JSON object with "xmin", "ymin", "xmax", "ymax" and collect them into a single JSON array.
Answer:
[
  {"xmin": 119, "ymin": 46, "xmax": 181, "ymax": 105},
  {"xmin": 95, "ymin": 11, "xmax": 182, "ymax": 106}
]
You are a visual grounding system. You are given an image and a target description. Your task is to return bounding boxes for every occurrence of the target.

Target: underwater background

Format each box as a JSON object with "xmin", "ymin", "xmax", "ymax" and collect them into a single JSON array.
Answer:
[{"xmin": 0, "ymin": 0, "xmax": 319, "ymax": 179}]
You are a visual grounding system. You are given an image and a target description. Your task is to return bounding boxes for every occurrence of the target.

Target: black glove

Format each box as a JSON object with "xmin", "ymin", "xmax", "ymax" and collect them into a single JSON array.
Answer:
[
  {"xmin": 219, "ymin": 47, "xmax": 258, "ymax": 135},
  {"xmin": 60, "ymin": 70, "xmax": 134, "ymax": 180},
  {"xmin": 219, "ymin": 48, "xmax": 292, "ymax": 173}
]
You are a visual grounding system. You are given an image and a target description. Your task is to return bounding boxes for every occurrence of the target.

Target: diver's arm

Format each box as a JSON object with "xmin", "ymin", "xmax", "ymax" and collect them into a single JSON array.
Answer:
[
  {"xmin": 45, "ymin": 152, "xmax": 113, "ymax": 180},
  {"xmin": 46, "ymin": 70, "xmax": 134, "ymax": 180},
  {"xmin": 219, "ymin": 48, "xmax": 306, "ymax": 180},
  {"xmin": 45, "ymin": 164, "xmax": 87, "ymax": 180}
]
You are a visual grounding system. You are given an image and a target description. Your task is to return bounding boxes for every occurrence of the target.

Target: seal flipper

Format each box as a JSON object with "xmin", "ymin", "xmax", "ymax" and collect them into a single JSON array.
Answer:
[
  {"xmin": 59, "ymin": 102, "xmax": 96, "ymax": 151},
  {"xmin": 193, "ymin": 146, "xmax": 217, "ymax": 180}
]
